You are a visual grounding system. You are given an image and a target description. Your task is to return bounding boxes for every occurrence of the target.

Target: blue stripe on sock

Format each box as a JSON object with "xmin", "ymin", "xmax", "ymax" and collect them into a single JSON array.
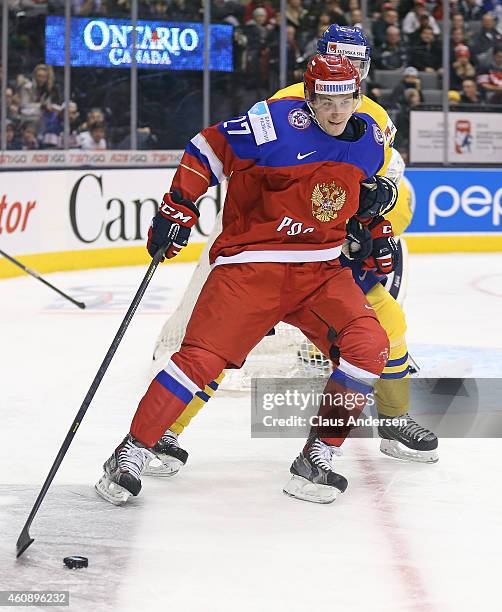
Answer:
[
  {"xmin": 331, "ymin": 368, "xmax": 373, "ymax": 395},
  {"xmin": 207, "ymin": 380, "xmax": 219, "ymax": 391},
  {"xmin": 380, "ymin": 368, "xmax": 409, "ymax": 380},
  {"xmin": 155, "ymin": 370, "xmax": 193, "ymax": 404},
  {"xmin": 385, "ymin": 352, "xmax": 409, "ymax": 368},
  {"xmin": 196, "ymin": 391, "xmax": 211, "ymax": 403}
]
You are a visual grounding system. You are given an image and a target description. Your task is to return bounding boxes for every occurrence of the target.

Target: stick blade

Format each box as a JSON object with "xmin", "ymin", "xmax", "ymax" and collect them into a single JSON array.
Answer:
[{"xmin": 16, "ymin": 527, "xmax": 34, "ymax": 558}]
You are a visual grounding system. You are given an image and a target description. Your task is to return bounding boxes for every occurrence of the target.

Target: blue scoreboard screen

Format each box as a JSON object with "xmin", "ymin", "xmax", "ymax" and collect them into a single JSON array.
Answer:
[{"xmin": 45, "ymin": 16, "xmax": 234, "ymax": 72}]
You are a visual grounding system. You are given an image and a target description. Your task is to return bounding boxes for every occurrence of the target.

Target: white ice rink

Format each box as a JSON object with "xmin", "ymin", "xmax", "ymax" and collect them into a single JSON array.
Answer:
[{"xmin": 1, "ymin": 253, "xmax": 501, "ymax": 612}]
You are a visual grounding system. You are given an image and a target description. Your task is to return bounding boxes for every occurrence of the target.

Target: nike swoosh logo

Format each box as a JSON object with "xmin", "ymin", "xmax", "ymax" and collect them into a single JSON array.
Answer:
[
  {"xmin": 297, "ymin": 151, "xmax": 317, "ymax": 160},
  {"xmin": 364, "ymin": 304, "xmax": 373, "ymax": 310}
]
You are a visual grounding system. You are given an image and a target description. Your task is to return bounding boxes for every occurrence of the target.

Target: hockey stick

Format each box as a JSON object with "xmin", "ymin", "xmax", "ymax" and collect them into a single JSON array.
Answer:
[
  {"xmin": 0, "ymin": 249, "xmax": 86, "ymax": 309},
  {"xmin": 16, "ymin": 247, "xmax": 166, "ymax": 558}
]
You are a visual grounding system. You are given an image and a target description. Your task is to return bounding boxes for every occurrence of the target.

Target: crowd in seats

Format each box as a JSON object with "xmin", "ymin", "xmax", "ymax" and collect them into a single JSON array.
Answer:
[{"xmin": 3, "ymin": 0, "xmax": 502, "ymax": 156}]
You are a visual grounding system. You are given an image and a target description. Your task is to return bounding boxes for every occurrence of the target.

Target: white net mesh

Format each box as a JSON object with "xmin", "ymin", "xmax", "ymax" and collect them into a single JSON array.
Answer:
[{"xmin": 152, "ymin": 212, "xmax": 330, "ymax": 389}]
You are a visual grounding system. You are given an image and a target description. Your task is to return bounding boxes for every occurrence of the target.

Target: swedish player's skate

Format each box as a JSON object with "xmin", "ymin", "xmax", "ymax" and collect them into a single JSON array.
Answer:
[
  {"xmin": 95, "ymin": 434, "xmax": 154, "ymax": 505},
  {"xmin": 378, "ymin": 413, "xmax": 438, "ymax": 463},
  {"xmin": 143, "ymin": 430, "xmax": 188, "ymax": 477},
  {"xmin": 283, "ymin": 437, "xmax": 348, "ymax": 504}
]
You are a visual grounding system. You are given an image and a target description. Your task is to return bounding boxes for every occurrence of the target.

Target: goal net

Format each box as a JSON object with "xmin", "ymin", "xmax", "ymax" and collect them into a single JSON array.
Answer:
[{"xmin": 151, "ymin": 212, "xmax": 330, "ymax": 389}]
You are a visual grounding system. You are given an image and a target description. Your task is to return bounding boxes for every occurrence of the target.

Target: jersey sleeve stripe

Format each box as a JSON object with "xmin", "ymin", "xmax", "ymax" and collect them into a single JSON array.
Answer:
[
  {"xmin": 179, "ymin": 162, "xmax": 211, "ymax": 186},
  {"xmin": 190, "ymin": 133, "xmax": 226, "ymax": 183},
  {"xmin": 184, "ymin": 143, "xmax": 219, "ymax": 185}
]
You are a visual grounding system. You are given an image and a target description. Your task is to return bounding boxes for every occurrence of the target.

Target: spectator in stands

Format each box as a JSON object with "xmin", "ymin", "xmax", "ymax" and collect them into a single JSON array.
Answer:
[
  {"xmin": 460, "ymin": 77, "xmax": 484, "ymax": 102},
  {"xmin": 286, "ymin": 0, "xmax": 309, "ymax": 30},
  {"xmin": 142, "ymin": 0, "xmax": 169, "ymax": 18},
  {"xmin": 243, "ymin": 7, "xmax": 273, "ymax": 92},
  {"xmin": 20, "ymin": 122, "xmax": 39, "ymax": 150},
  {"xmin": 6, "ymin": 120, "xmax": 21, "ymax": 150},
  {"xmin": 17, "ymin": 64, "xmax": 61, "ymax": 125},
  {"xmin": 402, "ymin": 0, "xmax": 440, "ymax": 37},
  {"xmin": 450, "ymin": 44, "xmax": 477, "ymax": 88},
  {"xmin": 39, "ymin": 102, "xmax": 63, "ymax": 148},
  {"xmin": 6, "ymin": 87, "xmax": 21, "ymax": 123},
  {"xmin": 452, "ymin": 26, "xmax": 469, "ymax": 49},
  {"xmin": 451, "ymin": 12, "xmax": 478, "ymax": 46},
  {"xmin": 372, "ymin": 7, "xmax": 400, "ymax": 47},
  {"xmin": 477, "ymin": 46, "xmax": 502, "ymax": 102},
  {"xmin": 394, "ymin": 86, "xmax": 421, "ymax": 154},
  {"xmin": 72, "ymin": 0, "xmax": 106, "ymax": 16},
  {"xmin": 64, "ymin": 101, "xmax": 83, "ymax": 149},
  {"xmin": 79, "ymin": 107, "xmax": 105, "ymax": 134},
  {"xmin": 391, "ymin": 66, "xmax": 424, "ymax": 106},
  {"xmin": 167, "ymin": 0, "xmax": 201, "ymax": 21},
  {"xmin": 302, "ymin": 24, "xmax": 328, "ymax": 60},
  {"xmin": 458, "ymin": 0, "xmax": 484, "ymax": 21},
  {"xmin": 8, "ymin": 0, "xmax": 47, "ymax": 17},
  {"xmin": 244, "ymin": 0, "xmax": 276, "ymax": 25},
  {"xmin": 286, "ymin": 24, "xmax": 304, "ymax": 82},
  {"xmin": 212, "ymin": 0, "xmax": 245, "ymax": 26},
  {"xmin": 374, "ymin": 25, "xmax": 408, "ymax": 70},
  {"xmin": 408, "ymin": 26, "xmax": 442, "ymax": 71},
  {"xmin": 349, "ymin": 7, "xmax": 364, "ymax": 28},
  {"xmin": 78, "ymin": 121, "xmax": 107, "ymax": 150},
  {"xmin": 471, "ymin": 12, "xmax": 502, "ymax": 57},
  {"xmin": 324, "ymin": 0, "xmax": 349, "ymax": 26}
]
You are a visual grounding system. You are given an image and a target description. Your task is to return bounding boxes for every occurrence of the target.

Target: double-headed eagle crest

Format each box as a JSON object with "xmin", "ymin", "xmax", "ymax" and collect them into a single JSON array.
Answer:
[{"xmin": 311, "ymin": 181, "xmax": 346, "ymax": 222}]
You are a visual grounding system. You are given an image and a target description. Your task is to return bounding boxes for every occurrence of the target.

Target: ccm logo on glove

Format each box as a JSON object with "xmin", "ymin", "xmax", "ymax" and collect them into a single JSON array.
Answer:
[{"xmin": 147, "ymin": 191, "xmax": 200, "ymax": 260}]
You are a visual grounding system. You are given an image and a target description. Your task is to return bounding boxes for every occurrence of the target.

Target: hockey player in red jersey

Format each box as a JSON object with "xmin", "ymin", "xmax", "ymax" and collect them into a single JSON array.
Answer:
[{"xmin": 96, "ymin": 55, "xmax": 399, "ymax": 505}]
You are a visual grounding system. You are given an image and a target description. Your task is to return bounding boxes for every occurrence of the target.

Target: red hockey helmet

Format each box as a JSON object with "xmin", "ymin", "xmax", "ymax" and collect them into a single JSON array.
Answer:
[{"xmin": 304, "ymin": 54, "xmax": 361, "ymax": 105}]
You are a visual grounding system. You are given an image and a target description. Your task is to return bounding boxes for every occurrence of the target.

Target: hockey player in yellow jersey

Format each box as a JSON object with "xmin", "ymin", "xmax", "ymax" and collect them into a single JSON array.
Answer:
[{"xmin": 146, "ymin": 26, "xmax": 438, "ymax": 479}]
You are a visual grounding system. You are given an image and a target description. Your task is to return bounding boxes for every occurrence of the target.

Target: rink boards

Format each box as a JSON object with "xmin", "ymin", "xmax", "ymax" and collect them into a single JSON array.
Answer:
[{"xmin": 0, "ymin": 166, "xmax": 500, "ymax": 278}]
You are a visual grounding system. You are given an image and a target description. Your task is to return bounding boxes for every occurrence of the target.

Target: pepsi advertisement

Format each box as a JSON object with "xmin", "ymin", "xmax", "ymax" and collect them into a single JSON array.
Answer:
[
  {"xmin": 406, "ymin": 169, "xmax": 502, "ymax": 234},
  {"xmin": 45, "ymin": 16, "xmax": 233, "ymax": 72}
]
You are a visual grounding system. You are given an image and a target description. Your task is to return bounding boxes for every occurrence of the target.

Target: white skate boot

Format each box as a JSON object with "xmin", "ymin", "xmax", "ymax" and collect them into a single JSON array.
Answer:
[{"xmin": 95, "ymin": 434, "xmax": 154, "ymax": 505}]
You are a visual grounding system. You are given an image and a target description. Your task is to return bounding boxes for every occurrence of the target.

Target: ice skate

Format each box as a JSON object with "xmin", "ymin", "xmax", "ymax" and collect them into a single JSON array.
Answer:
[
  {"xmin": 95, "ymin": 434, "xmax": 154, "ymax": 505},
  {"xmin": 143, "ymin": 430, "xmax": 188, "ymax": 477},
  {"xmin": 283, "ymin": 438, "xmax": 348, "ymax": 504},
  {"xmin": 378, "ymin": 413, "xmax": 439, "ymax": 463}
]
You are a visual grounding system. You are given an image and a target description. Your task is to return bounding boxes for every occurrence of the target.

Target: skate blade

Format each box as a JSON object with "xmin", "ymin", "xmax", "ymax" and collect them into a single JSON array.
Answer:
[
  {"xmin": 143, "ymin": 456, "xmax": 183, "ymax": 478},
  {"xmin": 95, "ymin": 475, "xmax": 132, "ymax": 506},
  {"xmin": 380, "ymin": 439, "xmax": 439, "ymax": 464},
  {"xmin": 283, "ymin": 475, "xmax": 341, "ymax": 504}
]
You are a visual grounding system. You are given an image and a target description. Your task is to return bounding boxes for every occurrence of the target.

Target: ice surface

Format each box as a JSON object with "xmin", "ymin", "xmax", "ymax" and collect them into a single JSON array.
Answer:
[{"xmin": 1, "ymin": 254, "xmax": 501, "ymax": 611}]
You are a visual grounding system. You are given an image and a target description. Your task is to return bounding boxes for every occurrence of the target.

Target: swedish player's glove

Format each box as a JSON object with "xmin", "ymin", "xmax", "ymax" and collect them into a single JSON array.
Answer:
[
  {"xmin": 357, "ymin": 175, "xmax": 398, "ymax": 221},
  {"xmin": 343, "ymin": 217, "xmax": 373, "ymax": 261},
  {"xmin": 147, "ymin": 191, "xmax": 200, "ymax": 260},
  {"xmin": 363, "ymin": 216, "xmax": 399, "ymax": 275}
]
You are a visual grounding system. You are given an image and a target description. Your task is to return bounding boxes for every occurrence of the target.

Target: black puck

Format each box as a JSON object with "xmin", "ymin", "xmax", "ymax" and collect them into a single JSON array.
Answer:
[{"xmin": 63, "ymin": 556, "xmax": 88, "ymax": 569}]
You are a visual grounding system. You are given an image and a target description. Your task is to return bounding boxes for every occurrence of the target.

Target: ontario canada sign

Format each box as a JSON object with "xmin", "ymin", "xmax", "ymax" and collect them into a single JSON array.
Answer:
[{"xmin": 45, "ymin": 16, "xmax": 233, "ymax": 72}]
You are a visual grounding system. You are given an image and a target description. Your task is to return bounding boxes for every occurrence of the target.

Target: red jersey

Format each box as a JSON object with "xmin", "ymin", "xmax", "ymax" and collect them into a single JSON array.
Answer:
[{"xmin": 171, "ymin": 98, "xmax": 385, "ymax": 266}]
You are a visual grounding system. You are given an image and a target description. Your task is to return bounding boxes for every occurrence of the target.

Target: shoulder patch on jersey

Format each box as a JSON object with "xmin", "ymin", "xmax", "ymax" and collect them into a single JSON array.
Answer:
[
  {"xmin": 372, "ymin": 123, "xmax": 384, "ymax": 145},
  {"xmin": 384, "ymin": 116, "xmax": 397, "ymax": 147},
  {"xmin": 248, "ymin": 100, "xmax": 277, "ymax": 145},
  {"xmin": 288, "ymin": 108, "xmax": 311, "ymax": 130}
]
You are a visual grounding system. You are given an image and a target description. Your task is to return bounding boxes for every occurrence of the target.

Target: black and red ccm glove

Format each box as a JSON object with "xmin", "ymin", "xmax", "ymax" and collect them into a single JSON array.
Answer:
[
  {"xmin": 363, "ymin": 216, "xmax": 399, "ymax": 275},
  {"xmin": 147, "ymin": 191, "xmax": 200, "ymax": 260}
]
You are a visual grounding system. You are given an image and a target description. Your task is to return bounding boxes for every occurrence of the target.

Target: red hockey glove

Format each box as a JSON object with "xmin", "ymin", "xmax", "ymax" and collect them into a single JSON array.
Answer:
[
  {"xmin": 363, "ymin": 217, "xmax": 399, "ymax": 275},
  {"xmin": 147, "ymin": 191, "xmax": 200, "ymax": 260}
]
